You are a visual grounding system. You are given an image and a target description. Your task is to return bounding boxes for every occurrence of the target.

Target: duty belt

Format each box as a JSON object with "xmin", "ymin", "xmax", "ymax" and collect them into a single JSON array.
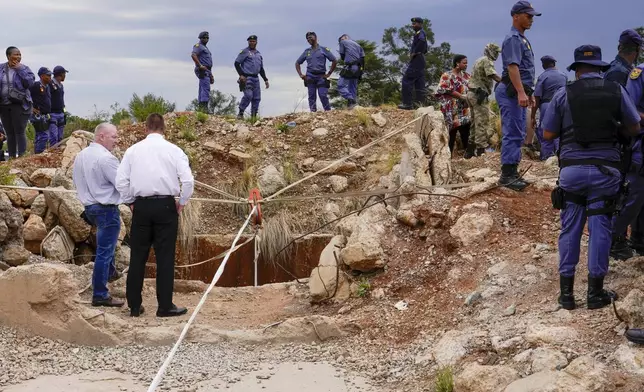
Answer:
[{"xmin": 243, "ymin": 73, "xmax": 258, "ymax": 77}]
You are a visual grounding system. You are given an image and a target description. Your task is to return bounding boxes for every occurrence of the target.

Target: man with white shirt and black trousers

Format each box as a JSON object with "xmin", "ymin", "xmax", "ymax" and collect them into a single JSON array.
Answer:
[
  {"xmin": 116, "ymin": 113, "xmax": 194, "ymax": 318},
  {"xmin": 72, "ymin": 123, "xmax": 124, "ymax": 307}
]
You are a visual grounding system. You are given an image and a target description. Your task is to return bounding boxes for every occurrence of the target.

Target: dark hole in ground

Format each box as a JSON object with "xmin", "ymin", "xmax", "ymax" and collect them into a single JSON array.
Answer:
[{"xmin": 144, "ymin": 234, "xmax": 331, "ymax": 287}]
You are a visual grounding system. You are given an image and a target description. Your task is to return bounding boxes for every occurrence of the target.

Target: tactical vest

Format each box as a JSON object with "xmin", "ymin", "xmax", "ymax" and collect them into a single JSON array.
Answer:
[{"xmin": 559, "ymin": 78, "xmax": 624, "ymax": 169}]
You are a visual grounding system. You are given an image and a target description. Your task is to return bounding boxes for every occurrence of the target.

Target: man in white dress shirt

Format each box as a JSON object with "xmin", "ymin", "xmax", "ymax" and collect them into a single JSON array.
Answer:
[
  {"xmin": 115, "ymin": 113, "xmax": 194, "ymax": 317},
  {"xmin": 72, "ymin": 122, "xmax": 124, "ymax": 307}
]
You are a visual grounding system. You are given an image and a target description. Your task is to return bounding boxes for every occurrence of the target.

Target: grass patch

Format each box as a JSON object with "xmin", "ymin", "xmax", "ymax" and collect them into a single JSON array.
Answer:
[
  {"xmin": 356, "ymin": 278, "xmax": 371, "ymax": 298},
  {"xmin": 355, "ymin": 109, "xmax": 372, "ymax": 127},
  {"xmin": 196, "ymin": 111, "xmax": 208, "ymax": 124},
  {"xmin": 433, "ymin": 367, "xmax": 454, "ymax": 392},
  {"xmin": 282, "ymin": 161, "xmax": 298, "ymax": 185},
  {"xmin": 276, "ymin": 122, "xmax": 290, "ymax": 133},
  {"xmin": 385, "ymin": 152, "xmax": 400, "ymax": 173},
  {"xmin": 0, "ymin": 165, "xmax": 16, "ymax": 185},
  {"xmin": 178, "ymin": 201, "xmax": 201, "ymax": 262},
  {"xmin": 181, "ymin": 128, "xmax": 197, "ymax": 142},
  {"xmin": 226, "ymin": 163, "xmax": 257, "ymax": 218},
  {"xmin": 259, "ymin": 212, "xmax": 302, "ymax": 266}
]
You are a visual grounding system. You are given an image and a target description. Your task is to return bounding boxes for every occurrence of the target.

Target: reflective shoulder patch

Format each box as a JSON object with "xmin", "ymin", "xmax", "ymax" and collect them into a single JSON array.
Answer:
[
  {"xmin": 630, "ymin": 68, "xmax": 642, "ymax": 80},
  {"xmin": 194, "ymin": 44, "xmax": 199, "ymax": 47},
  {"xmin": 325, "ymin": 47, "xmax": 330, "ymax": 51}
]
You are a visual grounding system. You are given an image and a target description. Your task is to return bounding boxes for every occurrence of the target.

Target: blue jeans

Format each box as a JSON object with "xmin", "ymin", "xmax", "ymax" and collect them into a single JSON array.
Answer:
[
  {"xmin": 559, "ymin": 165, "xmax": 621, "ymax": 278},
  {"xmin": 84, "ymin": 204, "xmax": 120, "ymax": 300}
]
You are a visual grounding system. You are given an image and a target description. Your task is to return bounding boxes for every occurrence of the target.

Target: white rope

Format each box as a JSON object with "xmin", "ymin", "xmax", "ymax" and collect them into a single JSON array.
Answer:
[
  {"xmin": 264, "ymin": 115, "xmax": 424, "ymax": 201},
  {"xmin": 146, "ymin": 205, "xmax": 258, "ymax": 392}
]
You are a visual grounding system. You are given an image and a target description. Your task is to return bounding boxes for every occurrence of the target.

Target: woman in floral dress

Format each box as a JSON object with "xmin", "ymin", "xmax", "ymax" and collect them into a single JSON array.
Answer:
[{"xmin": 437, "ymin": 54, "xmax": 471, "ymax": 154}]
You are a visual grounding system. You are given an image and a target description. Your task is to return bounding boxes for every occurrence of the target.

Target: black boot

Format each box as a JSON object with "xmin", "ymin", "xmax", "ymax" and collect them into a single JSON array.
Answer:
[
  {"xmin": 476, "ymin": 147, "xmax": 487, "ymax": 156},
  {"xmin": 397, "ymin": 103, "xmax": 413, "ymax": 110},
  {"xmin": 347, "ymin": 99, "xmax": 356, "ymax": 109},
  {"xmin": 558, "ymin": 275, "xmax": 575, "ymax": 310},
  {"xmin": 236, "ymin": 111, "xmax": 244, "ymax": 120},
  {"xmin": 464, "ymin": 144, "xmax": 476, "ymax": 159},
  {"xmin": 610, "ymin": 235, "xmax": 634, "ymax": 260},
  {"xmin": 499, "ymin": 164, "xmax": 528, "ymax": 191},
  {"xmin": 629, "ymin": 235, "xmax": 644, "ymax": 256},
  {"xmin": 587, "ymin": 275, "xmax": 618, "ymax": 310}
]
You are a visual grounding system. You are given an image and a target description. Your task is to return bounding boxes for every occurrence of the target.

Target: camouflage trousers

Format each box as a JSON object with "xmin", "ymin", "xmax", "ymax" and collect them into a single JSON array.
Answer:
[{"xmin": 466, "ymin": 90, "xmax": 493, "ymax": 149}]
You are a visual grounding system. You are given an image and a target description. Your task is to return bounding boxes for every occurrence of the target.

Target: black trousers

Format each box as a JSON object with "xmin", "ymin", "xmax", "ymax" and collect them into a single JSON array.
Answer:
[
  {"xmin": 126, "ymin": 197, "xmax": 178, "ymax": 310},
  {"xmin": 0, "ymin": 104, "xmax": 29, "ymax": 158},
  {"xmin": 448, "ymin": 123, "xmax": 471, "ymax": 153}
]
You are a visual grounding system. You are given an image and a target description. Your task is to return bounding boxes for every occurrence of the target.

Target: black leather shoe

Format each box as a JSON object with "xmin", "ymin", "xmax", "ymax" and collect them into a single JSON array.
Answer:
[
  {"xmin": 626, "ymin": 328, "xmax": 644, "ymax": 345},
  {"xmin": 558, "ymin": 275, "xmax": 576, "ymax": 310},
  {"xmin": 156, "ymin": 304, "xmax": 188, "ymax": 318},
  {"xmin": 130, "ymin": 305, "xmax": 145, "ymax": 317},
  {"xmin": 629, "ymin": 236, "xmax": 644, "ymax": 255},
  {"xmin": 587, "ymin": 275, "xmax": 618, "ymax": 310},
  {"xmin": 92, "ymin": 296, "xmax": 125, "ymax": 307},
  {"xmin": 464, "ymin": 145, "xmax": 476, "ymax": 159},
  {"xmin": 397, "ymin": 104, "xmax": 413, "ymax": 110}
]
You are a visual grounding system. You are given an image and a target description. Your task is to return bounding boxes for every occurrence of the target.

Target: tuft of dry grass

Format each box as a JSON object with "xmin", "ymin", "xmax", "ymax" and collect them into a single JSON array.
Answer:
[
  {"xmin": 178, "ymin": 201, "xmax": 201, "ymax": 262},
  {"xmin": 226, "ymin": 164, "xmax": 257, "ymax": 218},
  {"xmin": 259, "ymin": 212, "xmax": 302, "ymax": 266},
  {"xmin": 355, "ymin": 109, "xmax": 372, "ymax": 127}
]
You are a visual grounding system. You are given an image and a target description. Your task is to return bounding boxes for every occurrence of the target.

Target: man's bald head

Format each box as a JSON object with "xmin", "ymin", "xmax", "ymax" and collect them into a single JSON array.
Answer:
[{"xmin": 94, "ymin": 122, "xmax": 118, "ymax": 151}]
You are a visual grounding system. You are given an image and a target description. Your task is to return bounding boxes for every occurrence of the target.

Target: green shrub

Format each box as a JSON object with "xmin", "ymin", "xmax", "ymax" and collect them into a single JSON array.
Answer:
[
  {"xmin": 128, "ymin": 93, "xmax": 175, "ymax": 122},
  {"xmin": 196, "ymin": 112, "xmax": 208, "ymax": 124},
  {"xmin": 433, "ymin": 367, "xmax": 454, "ymax": 392}
]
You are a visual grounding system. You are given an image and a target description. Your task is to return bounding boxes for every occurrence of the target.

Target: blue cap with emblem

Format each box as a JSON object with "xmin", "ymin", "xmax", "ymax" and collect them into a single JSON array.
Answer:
[
  {"xmin": 567, "ymin": 45, "xmax": 610, "ymax": 72},
  {"xmin": 198, "ymin": 31, "xmax": 209, "ymax": 39},
  {"xmin": 619, "ymin": 29, "xmax": 643, "ymax": 47},
  {"xmin": 306, "ymin": 31, "xmax": 317, "ymax": 38},
  {"xmin": 247, "ymin": 35, "xmax": 257, "ymax": 41},
  {"xmin": 411, "ymin": 17, "xmax": 424, "ymax": 23},
  {"xmin": 37, "ymin": 67, "xmax": 52, "ymax": 76},
  {"xmin": 53, "ymin": 65, "xmax": 68, "ymax": 75},
  {"xmin": 540, "ymin": 55, "xmax": 556, "ymax": 63},
  {"xmin": 511, "ymin": 1, "xmax": 541, "ymax": 16}
]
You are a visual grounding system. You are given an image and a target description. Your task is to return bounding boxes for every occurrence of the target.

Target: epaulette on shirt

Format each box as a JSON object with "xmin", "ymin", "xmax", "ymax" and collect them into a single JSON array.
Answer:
[
  {"xmin": 631, "ymin": 68, "xmax": 642, "ymax": 80},
  {"xmin": 194, "ymin": 44, "xmax": 199, "ymax": 47}
]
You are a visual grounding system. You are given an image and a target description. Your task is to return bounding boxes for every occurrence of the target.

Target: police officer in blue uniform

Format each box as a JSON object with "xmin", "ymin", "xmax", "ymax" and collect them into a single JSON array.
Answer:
[
  {"xmin": 296, "ymin": 32, "xmax": 337, "ymax": 112},
  {"xmin": 235, "ymin": 35, "xmax": 269, "ymax": 120},
  {"xmin": 543, "ymin": 45, "xmax": 641, "ymax": 311},
  {"xmin": 496, "ymin": 1, "xmax": 540, "ymax": 191},
  {"xmin": 50, "ymin": 65, "xmax": 68, "ymax": 145},
  {"xmin": 191, "ymin": 31, "xmax": 214, "ymax": 112},
  {"xmin": 606, "ymin": 29, "xmax": 644, "ymax": 259},
  {"xmin": 531, "ymin": 55, "xmax": 567, "ymax": 160},
  {"xmin": 605, "ymin": 29, "xmax": 643, "ymax": 87},
  {"xmin": 337, "ymin": 34, "xmax": 365, "ymax": 109},
  {"xmin": 398, "ymin": 17, "xmax": 428, "ymax": 110},
  {"xmin": 29, "ymin": 67, "xmax": 53, "ymax": 154}
]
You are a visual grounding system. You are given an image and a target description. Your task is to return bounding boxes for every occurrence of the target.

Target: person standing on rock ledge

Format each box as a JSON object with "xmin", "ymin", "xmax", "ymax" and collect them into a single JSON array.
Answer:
[
  {"xmin": 115, "ymin": 113, "xmax": 193, "ymax": 318},
  {"xmin": 543, "ymin": 45, "xmax": 641, "ymax": 311},
  {"xmin": 235, "ymin": 35, "xmax": 269, "ymax": 120},
  {"xmin": 72, "ymin": 122, "xmax": 124, "ymax": 308},
  {"xmin": 496, "ymin": 1, "xmax": 540, "ymax": 191},
  {"xmin": 191, "ymin": 31, "xmax": 214, "ymax": 113},
  {"xmin": 398, "ymin": 17, "xmax": 428, "ymax": 111},
  {"xmin": 295, "ymin": 32, "xmax": 337, "ymax": 112}
]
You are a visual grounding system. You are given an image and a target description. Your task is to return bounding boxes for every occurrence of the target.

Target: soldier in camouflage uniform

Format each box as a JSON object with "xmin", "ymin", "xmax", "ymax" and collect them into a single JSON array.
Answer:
[{"xmin": 465, "ymin": 43, "xmax": 502, "ymax": 158}]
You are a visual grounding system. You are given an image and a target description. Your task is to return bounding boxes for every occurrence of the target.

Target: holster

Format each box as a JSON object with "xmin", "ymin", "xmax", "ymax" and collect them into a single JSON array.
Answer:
[
  {"xmin": 198, "ymin": 69, "xmax": 206, "ymax": 78},
  {"xmin": 324, "ymin": 79, "xmax": 331, "ymax": 88},
  {"xmin": 551, "ymin": 186, "xmax": 564, "ymax": 210},
  {"xmin": 474, "ymin": 88, "xmax": 488, "ymax": 105},
  {"xmin": 502, "ymin": 76, "xmax": 534, "ymax": 98},
  {"xmin": 238, "ymin": 79, "xmax": 246, "ymax": 92}
]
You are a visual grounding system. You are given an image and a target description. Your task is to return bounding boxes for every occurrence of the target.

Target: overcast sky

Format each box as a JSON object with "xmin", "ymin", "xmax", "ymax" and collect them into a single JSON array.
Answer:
[{"xmin": 4, "ymin": 0, "xmax": 644, "ymax": 119}]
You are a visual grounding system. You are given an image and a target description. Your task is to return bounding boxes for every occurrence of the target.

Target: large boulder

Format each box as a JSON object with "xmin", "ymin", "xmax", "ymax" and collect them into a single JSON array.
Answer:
[
  {"xmin": 44, "ymin": 187, "xmax": 90, "ymax": 242},
  {"xmin": 119, "ymin": 204, "xmax": 132, "ymax": 237},
  {"xmin": 615, "ymin": 289, "xmax": 644, "ymax": 327},
  {"xmin": 0, "ymin": 198, "xmax": 25, "ymax": 247},
  {"xmin": 450, "ymin": 212, "xmax": 494, "ymax": 246},
  {"xmin": 455, "ymin": 363, "xmax": 520, "ymax": 392},
  {"xmin": 258, "ymin": 165, "xmax": 287, "ymax": 196},
  {"xmin": 30, "ymin": 194, "xmax": 47, "ymax": 217},
  {"xmin": 401, "ymin": 133, "xmax": 432, "ymax": 188},
  {"xmin": 29, "ymin": 168, "xmax": 57, "ymax": 188},
  {"xmin": 59, "ymin": 130, "xmax": 93, "ymax": 177},
  {"xmin": 415, "ymin": 107, "xmax": 451, "ymax": 185},
  {"xmin": 2, "ymin": 245, "xmax": 31, "ymax": 267},
  {"xmin": 23, "ymin": 215, "xmax": 47, "ymax": 254},
  {"xmin": 0, "ymin": 263, "xmax": 122, "ymax": 346},
  {"xmin": 339, "ymin": 204, "xmax": 386, "ymax": 272},
  {"xmin": 309, "ymin": 235, "xmax": 347, "ymax": 303},
  {"xmin": 41, "ymin": 226, "xmax": 74, "ymax": 262}
]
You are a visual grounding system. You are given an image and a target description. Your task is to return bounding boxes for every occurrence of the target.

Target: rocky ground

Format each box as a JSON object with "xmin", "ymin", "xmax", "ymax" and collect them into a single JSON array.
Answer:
[{"xmin": 2, "ymin": 106, "xmax": 644, "ymax": 392}]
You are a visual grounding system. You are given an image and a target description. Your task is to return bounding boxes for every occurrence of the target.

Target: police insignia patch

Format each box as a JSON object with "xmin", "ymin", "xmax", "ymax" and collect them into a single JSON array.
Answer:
[
  {"xmin": 631, "ymin": 68, "xmax": 642, "ymax": 80},
  {"xmin": 194, "ymin": 44, "xmax": 199, "ymax": 47}
]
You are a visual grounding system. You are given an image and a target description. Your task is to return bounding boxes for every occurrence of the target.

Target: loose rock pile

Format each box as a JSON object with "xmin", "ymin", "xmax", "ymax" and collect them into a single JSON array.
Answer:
[{"xmin": 0, "ymin": 131, "xmax": 131, "ymax": 271}]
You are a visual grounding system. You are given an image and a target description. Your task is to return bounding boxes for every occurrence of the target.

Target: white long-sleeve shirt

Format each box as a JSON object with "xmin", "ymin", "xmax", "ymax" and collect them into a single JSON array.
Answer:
[
  {"xmin": 72, "ymin": 142, "xmax": 122, "ymax": 206},
  {"xmin": 115, "ymin": 133, "xmax": 194, "ymax": 205}
]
